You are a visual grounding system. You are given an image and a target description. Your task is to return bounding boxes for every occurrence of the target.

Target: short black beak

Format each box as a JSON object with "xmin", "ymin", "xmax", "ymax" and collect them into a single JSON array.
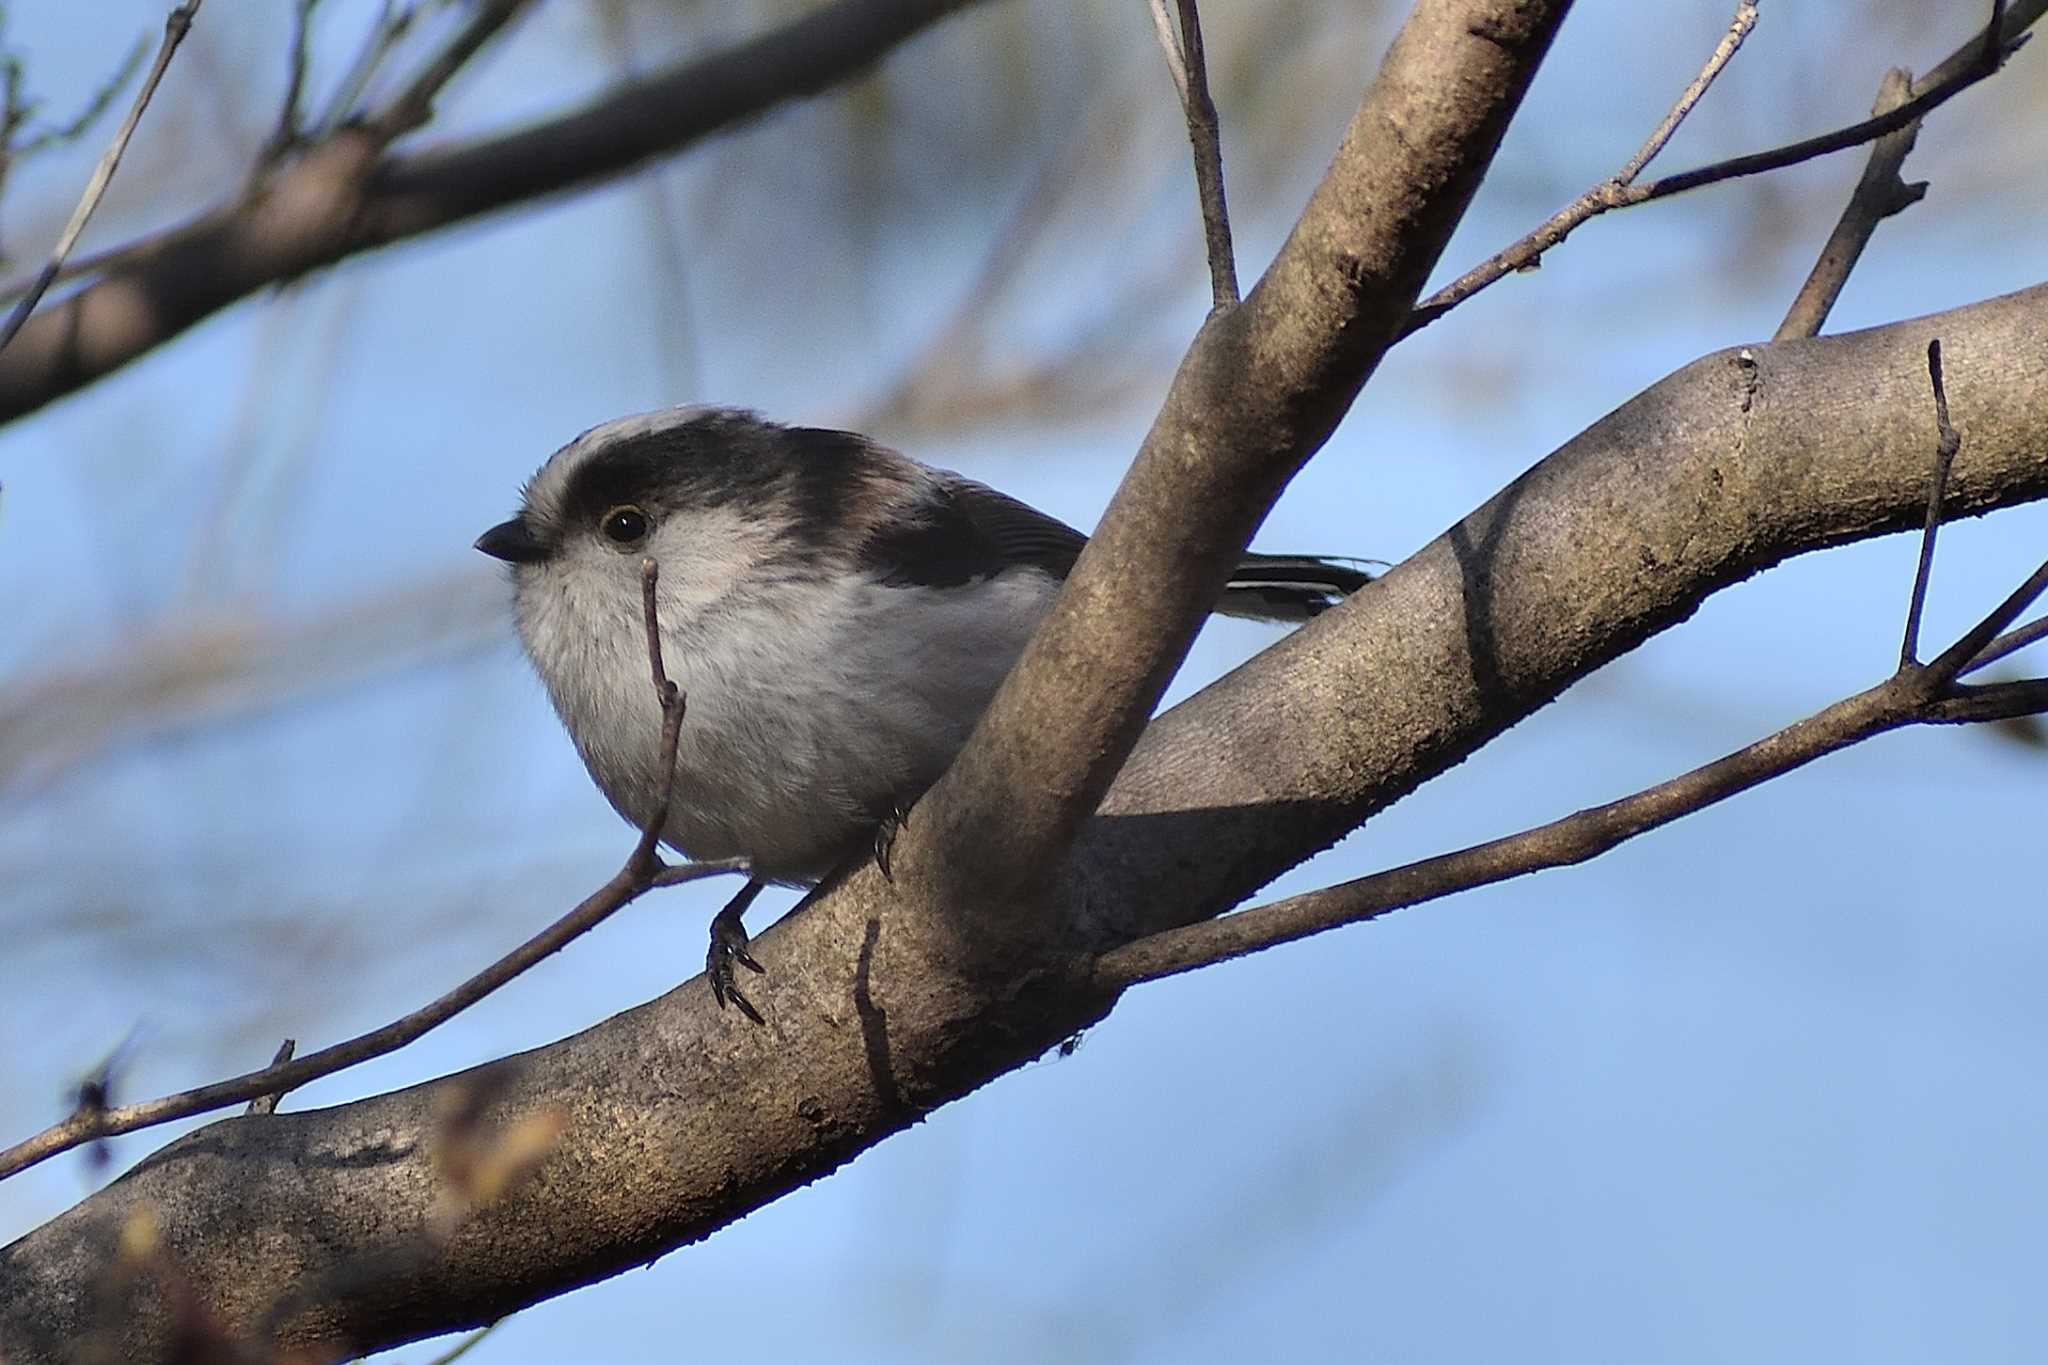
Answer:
[{"xmin": 475, "ymin": 516, "xmax": 550, "ymax": 564}]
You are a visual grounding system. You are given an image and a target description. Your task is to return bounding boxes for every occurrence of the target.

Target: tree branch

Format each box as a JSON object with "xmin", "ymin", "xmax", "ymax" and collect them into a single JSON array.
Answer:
[
  {"xmin": 1774, "ymin": 67, "xmax": 1924, "ymax": 340},
  {"xmin": 0, "ymin": 0, "xmax": 203, "ymax": 357},
  {"xmin": 0, "ymin": 0, "xmax": 995, "ymax": 425},
  {"xmin": 1401, "ymin": 0, "xmax": 2039, "ymax": 341},
  {"xmin": 903, "ymin": 0, "xmax": 1573, "ymax": 922},
  {"xmin": 1150, "ymin": 0, "xmax": 1237, "ymax": 308},
  {"xmin": 0, "ymin": 561, "xmax": 744, "ymax": 1182},
  {"xmin": 1097, "ymin": 341, "xmax": 2044, "ymax": 986}
]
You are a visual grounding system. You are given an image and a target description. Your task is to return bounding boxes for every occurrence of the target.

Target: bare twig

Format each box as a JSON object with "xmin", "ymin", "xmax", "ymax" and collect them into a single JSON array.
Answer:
[
  {"xmin": 1097, "ymin": 343, "xmax": 2047, "ymax": 989},
  {"xmin": 311, "ymin": 0, "xmax": 412, "ymax": 137},
  {"xmin": 1145, "ymin": 0, "xmax": 1188, "ymax": 104},
  {"xmin": 1151, "ymin": 0, "xmax": 1237, "ymax": 308},
  {"xmin": 368, "ymin": 0, "xmax": 532, "ymax": 140},
  {"xmin": 1613, "ymin": 0, "xmax": 1759, "ymax": 186},
  {"xmin": 254, "ymin": 0, "xmax": 322, "ymax": 170},
  {"xmin": 1961, "ymin": 614, "xmax": 2048, "ymax": 675},
  {"xmin": 0, "ymin": 0, "xmax": 203, "ymax": 356},
  {"xmin": 7, "ymin": 32, "xmax": 150, "ymax": 160},
  {"xmin": 0, "ymin": 560, "xmax": 740, "ymax": 1182},
  {"xmin": 243, "ymin": 1039, "xmax": 297, "ymax": 1116},
  {"xmin": 1401, "ymin": 0, "xmax": 2030, "ymax": 342},
  {"xmin": 1775, "ymin": 68, "xmax": 1925, "ymax": 340},
  {"xmin": 1901, "ymin": 339, "xmax": 1959, "ymax": 668}
]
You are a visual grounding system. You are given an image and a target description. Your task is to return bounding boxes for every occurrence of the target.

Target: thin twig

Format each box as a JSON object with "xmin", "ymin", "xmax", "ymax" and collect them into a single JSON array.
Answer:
[
  {"xmin": 1613, "ymin": 0, "xmax": 1759, "ymax": 187},
  {"xmin": 311, "ymin": 0, "xmax": 409, "ymax": 137},
  {"xmin": 255, "ymin": 0, "xmax": 322, "ymax": 170},
  {"xmin": 243, "ymin": 1038, "xmax": 297, "ymax": 1116},
  {"xmin": 1400, "ymin": 0, "xmax": 2026, "ymax": 342},
  {"xmin": 1145, "ymin": 0, "xmax": 1188, "ymax": 105},
  {"xmin": 0, "ymin": 1, "xmax": 203, "ymax": 357},
  {"xmin": 1775, "ymin": 68, "xmax": 1926, "ymax": 340},
  {"xmin": 1097, "ymin": 340, "xmax": 2047, "ymax": 989},
  {"xmin": 1162, "ymin": 0, "xmax": 1236, "ymax": 308},
  {"xmin": 1960, "ymin": 615, "xmax": 2048, "ymax": 675},
  {"xmin": 1926, "ymin": 558, "xmax": 2048, "ymax": 684},
  {"xmin": 368, "ymin": 0, "xmax": 531, "ymax": 141},
  {"xmin": 0, "ymin": 560, "xmax": 740, "ymax": 1182},
  {"xmin": 1900, "ymin": 339, "xmax": 1959, "ymax": 667}
]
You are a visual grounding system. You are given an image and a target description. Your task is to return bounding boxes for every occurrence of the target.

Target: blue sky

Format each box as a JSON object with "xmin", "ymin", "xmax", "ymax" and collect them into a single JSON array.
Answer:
[{"xmin": 2, "ymin": 2, "xmax": 2046, "ymax": 1360}]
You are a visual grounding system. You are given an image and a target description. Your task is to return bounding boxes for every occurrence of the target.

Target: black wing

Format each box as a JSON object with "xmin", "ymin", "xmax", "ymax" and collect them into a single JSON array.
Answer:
[
  {"xmin": 860, "ymin": 475, "xmax": 1086, "ymax": 589},
  {"xmin": 860, "ymin": 471, "xmax": 1372, "ymax": 619}
]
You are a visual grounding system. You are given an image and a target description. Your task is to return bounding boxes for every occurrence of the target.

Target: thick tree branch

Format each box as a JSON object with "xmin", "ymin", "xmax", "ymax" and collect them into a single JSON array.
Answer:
[
  {"xmin": 1097, "ymin": 341, "xmax": 2045, "ymax": 985},
  {"xmin": 4, "ymin": 273, "xmax": 2043, "ymax": 1364},
  {"xmin": 905, "ymin": 0, "xmax": 1573, "ymax": 922},
  {"xmin": 0, "ymin": 0, "xmax": 993, "ymax": 424}
]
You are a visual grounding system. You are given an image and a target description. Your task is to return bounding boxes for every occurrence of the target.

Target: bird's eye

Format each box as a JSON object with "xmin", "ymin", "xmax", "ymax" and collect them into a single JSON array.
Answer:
[{"xmin": 600, "ymin": 505, "xmax": 649, "ymax": 546}]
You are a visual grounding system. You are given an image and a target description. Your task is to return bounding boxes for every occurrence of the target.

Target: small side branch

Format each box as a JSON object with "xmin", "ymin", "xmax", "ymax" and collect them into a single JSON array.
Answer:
[
  {"xmin": 1402, "ymin": 0, "xmax": 2031, "ymax": 342},
  {"xmin": 1774, "ymin": 68, "xmax": 1925, "ymax": 340},
  {"xmin": 0, "ymin": 0, "xmax": 203, "ymax": 356},
  {"xmin": 0, "ymin": 559, "xmax": 743, "ymax": 1182},
  {"xmin": 1613, "ymin": 0, "xmax": 1759, "ymax": 186},
  {"xmin": 1097, "ymin": 342, "xmax": 2047, "ymax": 990},
  {"xmin": 1149, "ymin": 0, "xmax": 1237, "ymax": 308},
  {"xmin": 1900, "ymin": 339, "xmax": 1959, "ymax": 668}
]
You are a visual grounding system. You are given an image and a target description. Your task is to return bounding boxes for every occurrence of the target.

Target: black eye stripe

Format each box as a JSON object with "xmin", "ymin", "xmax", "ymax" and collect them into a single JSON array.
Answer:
[{"xmin": 601, "ymin": 505, "xmax": 649, "ymax": 545}]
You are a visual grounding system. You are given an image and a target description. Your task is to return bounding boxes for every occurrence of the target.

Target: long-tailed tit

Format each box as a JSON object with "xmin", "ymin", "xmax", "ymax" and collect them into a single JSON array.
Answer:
[{"xmin": 477, "ymin": 407, "xmax": 1369, "ymax": 1014}]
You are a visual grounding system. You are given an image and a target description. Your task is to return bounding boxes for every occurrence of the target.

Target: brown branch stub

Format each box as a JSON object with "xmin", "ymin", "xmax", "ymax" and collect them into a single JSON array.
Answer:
[
  {"xmin": 242, "ymin": 1039, "xmax": 297, "ymax": 1116},
  {"xmin": 0, "ymin": 0, "xmax": 204, "ymax": 357},
  {"xmin": 1775, "ymin": 67, "xmax": 1927, "ymax": 341}
]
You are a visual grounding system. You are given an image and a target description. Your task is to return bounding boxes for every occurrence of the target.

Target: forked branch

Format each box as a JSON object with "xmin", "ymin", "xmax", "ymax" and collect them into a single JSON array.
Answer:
[
  {"xmin": 1401, "ymin": 0, "xmax": 2035, "ymax": 341},
  {"xmin": 1097, "ymin": 341, "xmax": 2048, "ymax": 989}
]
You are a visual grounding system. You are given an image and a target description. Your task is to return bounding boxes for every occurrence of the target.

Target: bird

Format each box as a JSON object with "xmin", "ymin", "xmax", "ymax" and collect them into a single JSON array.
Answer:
[{"xmin": 476, "ymin": 406, "xmax": 1371, "ymax": 1016}]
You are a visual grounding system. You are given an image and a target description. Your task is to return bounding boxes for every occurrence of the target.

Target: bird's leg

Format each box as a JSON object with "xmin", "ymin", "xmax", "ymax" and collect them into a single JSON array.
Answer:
[{"xmin": 708, "ymin": 878, "xmax": 767, "ymax": 1024}]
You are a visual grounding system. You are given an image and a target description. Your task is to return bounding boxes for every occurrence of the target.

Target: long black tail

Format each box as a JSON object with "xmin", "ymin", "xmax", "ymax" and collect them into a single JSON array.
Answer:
[{"xmin": 1218, "ymin": 552, "xmax": 1376, "ymax": 622}]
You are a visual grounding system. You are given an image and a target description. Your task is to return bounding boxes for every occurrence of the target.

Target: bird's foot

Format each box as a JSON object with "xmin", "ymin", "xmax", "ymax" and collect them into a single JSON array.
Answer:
[
  {"xmin": 707, "ymin": 882, "xmax": 767, "ymax": 1025},
  {"xmin": 873, "ymin": 803, "xmax": 912, "ymax": 883}
]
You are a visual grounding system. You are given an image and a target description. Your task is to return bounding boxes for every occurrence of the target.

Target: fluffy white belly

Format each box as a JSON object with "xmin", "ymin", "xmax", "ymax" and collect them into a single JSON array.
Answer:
[{"xmin": 528, "ymin": 569, "xmax": 1057, "ymax": 884}]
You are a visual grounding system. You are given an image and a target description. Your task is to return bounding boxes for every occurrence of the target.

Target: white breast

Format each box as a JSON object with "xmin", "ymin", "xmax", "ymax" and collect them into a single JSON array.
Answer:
[{"xmin": 519, "ymin": 565, "xmax": 1059, "ymax": 884}]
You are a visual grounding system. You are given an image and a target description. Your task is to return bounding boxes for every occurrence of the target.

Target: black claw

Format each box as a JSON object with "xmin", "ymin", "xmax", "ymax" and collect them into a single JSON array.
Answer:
[
  {"xmin": 707, "ymin": 882, "xmax": 768, "ymax": 1025},
  {"xmin": 873, "ymin": 805, "xmax": 910, "ymax": 883}
]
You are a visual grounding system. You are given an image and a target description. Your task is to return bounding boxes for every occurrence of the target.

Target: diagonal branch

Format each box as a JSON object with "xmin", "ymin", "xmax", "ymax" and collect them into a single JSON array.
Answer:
[
  {"xmin": 1774, "ymin": 67, "xmax": 1925, "ymax": 341},
  {"xmin": 1097, "ymin": 343, "xmax": 2046, "ymax": 987},
  {"xmin": 905, "ymin": 0, "xmax": 1574, "ymax": 918},
  {"xmin": 1401, "ymin": 0, "xmax": 2039, "ymax": 342},
  {"xmin": 1150, "ymin": 0, "xmax": 1237, "ymax": 308},
  {"xmin": 0, "ymin": 0, "xmax": 996, "ymax": 425},
  {"xmin": 0, "ymin": 1, "xmax": 203, "ymax": 357}
]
